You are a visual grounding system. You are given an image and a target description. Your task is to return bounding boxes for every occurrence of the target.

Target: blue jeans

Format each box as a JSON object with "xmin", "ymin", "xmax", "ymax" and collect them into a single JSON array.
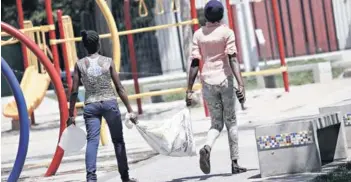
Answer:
[{"xmin": 83, "ymin": 99, "xmax": 129, "ymax": 181}]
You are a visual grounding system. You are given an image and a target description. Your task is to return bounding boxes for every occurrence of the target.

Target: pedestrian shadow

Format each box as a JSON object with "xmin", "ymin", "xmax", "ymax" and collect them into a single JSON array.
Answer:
[
  {"xmin": 166, "ymin": 173, "xmax": 232, "ymax": 182},
  {"xmin": 167, "ymin": 169, "xmax": 257, "ymax": 182},
  {"xmin": 248, "ymin": 173, "xmax": 318, "ymax": 182}
]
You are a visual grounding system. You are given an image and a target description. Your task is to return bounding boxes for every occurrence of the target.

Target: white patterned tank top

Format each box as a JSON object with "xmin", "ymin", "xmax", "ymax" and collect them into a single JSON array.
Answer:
[{"xmin": 76, "ymin": 54, "xmax": 116, "ymax": 104}]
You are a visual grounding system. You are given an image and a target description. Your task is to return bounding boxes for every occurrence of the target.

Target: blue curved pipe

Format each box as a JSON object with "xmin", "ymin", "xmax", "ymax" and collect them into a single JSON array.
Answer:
[{"xmin": 1, "ymin": 57, "xmax": 30, "ymax": 182}]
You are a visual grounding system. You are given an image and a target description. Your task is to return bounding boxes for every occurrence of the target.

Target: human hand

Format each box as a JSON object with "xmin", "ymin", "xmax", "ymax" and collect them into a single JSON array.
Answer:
[
  {"xmin": 185, "ymin": 90, "xmax": 193, "ymax": 107},
  {"xmin": 66, "ymin": 117, "xmax": 76, "ymax": 127},
  {"xmin": 236, "ymin": 85, "xmax": 246, "ymax": 104},
  {"xmin": 128, "ymin": 112, "xmax": 138, "ymax": 124}
]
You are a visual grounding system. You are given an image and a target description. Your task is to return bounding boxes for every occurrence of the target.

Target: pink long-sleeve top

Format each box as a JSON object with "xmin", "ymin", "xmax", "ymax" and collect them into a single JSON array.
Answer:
[{"xmin": 191, "ymin": 22, "xmax": 237, "ymax": 85}]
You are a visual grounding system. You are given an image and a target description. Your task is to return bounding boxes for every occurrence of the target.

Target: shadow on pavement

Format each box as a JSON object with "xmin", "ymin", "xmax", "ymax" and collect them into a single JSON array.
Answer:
[
  {"xmin": 248, "ymin": 173, "xmax": 317, "ymax": 182},
  {"xmin": 166, "ymin": 173, "xmax": 232, "ymax": 182},
  {"xmin": 167, "ymin": 169, "xmax": 257, "ymax": 182}
]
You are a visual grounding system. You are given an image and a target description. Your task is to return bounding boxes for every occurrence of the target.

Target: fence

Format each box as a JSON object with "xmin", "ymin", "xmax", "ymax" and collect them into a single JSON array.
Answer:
[{"xmin": 231, "ymin": 0, "xmax": 351, "ymax": 67}]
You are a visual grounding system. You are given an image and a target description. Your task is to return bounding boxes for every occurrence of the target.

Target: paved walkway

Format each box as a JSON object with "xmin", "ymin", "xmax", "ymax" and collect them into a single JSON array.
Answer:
[{"xmin": 1, "ymin": 78, "xmax": 351, "ymax": 181}]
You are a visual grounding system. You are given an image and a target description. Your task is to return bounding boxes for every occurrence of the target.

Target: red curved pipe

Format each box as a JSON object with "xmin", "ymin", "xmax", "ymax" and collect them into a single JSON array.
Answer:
[{"xmin": 1, "ymin": 22, "xmax": 68, "ymax": 176}]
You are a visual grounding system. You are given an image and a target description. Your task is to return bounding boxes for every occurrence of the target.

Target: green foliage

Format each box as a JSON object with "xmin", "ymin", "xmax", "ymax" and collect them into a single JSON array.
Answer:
[
  {"xmin": 1, "ymin": 4, "xmax": 18, "ymax": 27},
  {"xmin": 311, "ymin": 162, "xmax": 351, "ymax": 182},
  {"xmin": 1, "ymin": 0, "xmax": 94, "ymax": 27}
]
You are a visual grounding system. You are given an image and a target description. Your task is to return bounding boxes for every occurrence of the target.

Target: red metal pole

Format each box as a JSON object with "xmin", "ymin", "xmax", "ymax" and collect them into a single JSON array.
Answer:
[
  {"xmin": 57, "ymin": 10, "xmax": 72, "ymax": 94},
  {"xmin": 225, "ymin": 0, "xmax": 235, "ymax": 30},
  {"xmin": 225, "ymin": 1, "xmax": 243, "ymax": 62},
  {"xmin": 16, "ymin": 0, "xmax": 36, "ymax": 127},
  {"xmin": 190, "ymin": 0, "xmax": 210, "ymax": 117},
  {"xmin": 45, "ymin": 0, "xmax": 61, "ymax": 75},
  {"xmin": 271, "ymin": 0, "xmax": 289, "ymax": 92},
  {"xmin": 225, "ymin": 0, "xmax": 240, "ymax": 50},
  {"xmin": 124, "ymin": 0, "xmax": 143, "ymax": 114},
  {"xmin": 15, "ymin": 0, "xmax": 29, "ymax": 69},
  {"xmin": 1, "ymin": 22, "xmax": 68, "ymax": 176}
]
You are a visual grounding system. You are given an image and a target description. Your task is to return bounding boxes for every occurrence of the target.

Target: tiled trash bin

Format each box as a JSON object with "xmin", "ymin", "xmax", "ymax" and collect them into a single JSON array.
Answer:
[
  {"xmin": 255, "ymin": 112, "xmax": 348, "ymax": 177},
  {"xmin": 319, "ymin": 100, "xmax": 351, "ymax": 148}
]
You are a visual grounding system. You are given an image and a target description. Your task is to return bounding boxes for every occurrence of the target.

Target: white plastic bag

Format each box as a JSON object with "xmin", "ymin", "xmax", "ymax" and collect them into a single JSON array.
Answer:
[
  {"xmin": 125, "ymin": 108, "xmax": 196, "ymax": 157},
  {"xmin": 59, "ymin": 125, "xmax": 86, "ymax": 153}
]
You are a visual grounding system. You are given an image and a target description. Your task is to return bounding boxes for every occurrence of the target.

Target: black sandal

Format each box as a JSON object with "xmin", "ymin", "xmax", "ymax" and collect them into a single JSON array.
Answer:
[{"xmin": 199, "ymin": 145, "xmax": 211, "ymax": 174}]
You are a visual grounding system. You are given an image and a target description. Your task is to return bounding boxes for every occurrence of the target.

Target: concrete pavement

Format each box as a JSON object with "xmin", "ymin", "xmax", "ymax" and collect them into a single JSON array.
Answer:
[
  {"xmin": 2, "ymin": 78, "xmax": 351, "ymax": 181},
  {"xmin": 103, "ymin": 130, "xmax": 260, "ymax": 182}
]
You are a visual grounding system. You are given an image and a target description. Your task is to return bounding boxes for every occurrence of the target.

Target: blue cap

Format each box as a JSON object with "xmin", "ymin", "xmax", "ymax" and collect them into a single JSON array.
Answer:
[{"xmin": 204, "ymin": 0, "xmax": 224, "ymax": 22}]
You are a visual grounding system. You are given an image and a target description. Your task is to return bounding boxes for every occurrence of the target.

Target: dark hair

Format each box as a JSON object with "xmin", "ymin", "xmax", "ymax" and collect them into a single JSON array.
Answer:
[
  {"xmin": 204, "ymin": 0, "xmax": 224, "ymax": 23},
  {"xmin": 81, "ymin": 30, "xmax": 100, "ymax": 54}
]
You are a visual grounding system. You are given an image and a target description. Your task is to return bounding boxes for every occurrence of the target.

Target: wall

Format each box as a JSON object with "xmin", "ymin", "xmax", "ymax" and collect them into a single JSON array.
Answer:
[
  {"xmin": 154, "ymin": 0, "xmax": 185, "ymax": 74},
  {"xmin": 332, "ymin": 0, "xmax": 351, "ymax": 50},
  {"xmin": 248, "ymin": 0, "xmax": 339, "ymax": 61}
]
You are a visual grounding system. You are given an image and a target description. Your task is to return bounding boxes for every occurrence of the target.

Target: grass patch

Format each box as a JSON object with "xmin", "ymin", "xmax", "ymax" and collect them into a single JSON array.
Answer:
[
  {"xmin": 252, "ymin": 58, "xmax": 344, "ymax": 88},
  {"xmin": 163, "ymin": 93, "xmax": 185, "ymax": 102},
  {"xmin": 310, "ymin": 162, "xmax": 351, "ymax": 182},
  {"xmin": 332, "ymin": 67, "xmax": 346, "ymax": 78},
  {"xmin": 244, "ymin": 76, "xmax": 258, "ymax": 90},
  {"xmin": 263, "ymin": 58, "xmax": 328, "ymax": 69},
  {"xmin": 277, "ymin": 71, "xmax": 315, "ymax": 86}
]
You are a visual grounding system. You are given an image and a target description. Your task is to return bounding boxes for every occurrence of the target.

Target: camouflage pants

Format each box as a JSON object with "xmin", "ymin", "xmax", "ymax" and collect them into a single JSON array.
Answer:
[{"xmin": 202, "ymin": 76, "xmax": 239, "ymax": 160}]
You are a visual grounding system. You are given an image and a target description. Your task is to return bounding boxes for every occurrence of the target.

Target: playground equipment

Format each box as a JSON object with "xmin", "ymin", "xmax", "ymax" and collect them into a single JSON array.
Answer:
[
  {"xmin": 50, "ymin": 0, "xmax": 208, "ymax": 115},
  {"xmin": 139, "ymin": 0, "xmax": 148, "ymax": 17},
  {"xmin": 1, "ymin": 22, "xmax": 69, "ymax": 177},
  {"xmin": 171, "ymin": 0, "xmax": 180, "ymax": 12},
  {"xmin": 1, "ymin": 0, "xmax": 290, "ymax": 178},
  {"xmin": 4, "ymin": 0, "xmax": 290, "ymax": 118},
  {"xmin": 2, "ymin": 58, "xmax": 30, "ymax": 182},
  {"xmin": 57, "ymin": 0, "xmax": 288, "ymax": 106},
  {"xmin": 155, "ymin": 0, "xmax": 165, "ymax": 15},
  {"xmin": 3, "ymin": 66, "xmax": 50, "ymax": 123},
  {"xmin": 1, "ymin": 0, "xmax": 119, "ymax": 177},
  {"xmin": 2, "ymin": 23, "xmax": 53, "ymax": 128}
]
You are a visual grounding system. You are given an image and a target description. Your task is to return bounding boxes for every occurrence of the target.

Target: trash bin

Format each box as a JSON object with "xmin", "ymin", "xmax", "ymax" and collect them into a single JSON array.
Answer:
[
  {"xmin": 150, "ymin": 89, "xmax": 164, "ymax": 103},
  {"xmin": 264, "ymin": 75, "xmax": 277, "ymax": 88}
]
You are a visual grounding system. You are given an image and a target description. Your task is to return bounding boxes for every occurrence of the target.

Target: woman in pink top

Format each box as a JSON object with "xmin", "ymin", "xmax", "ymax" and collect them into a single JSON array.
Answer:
[{"xmin": 186, "ymin": 0, "xmax": 246, "ymax": 175}]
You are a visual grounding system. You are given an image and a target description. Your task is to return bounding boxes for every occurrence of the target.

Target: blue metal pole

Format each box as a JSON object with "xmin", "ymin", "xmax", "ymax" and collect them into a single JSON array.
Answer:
[{"xmin": 1, "ymin": 57, "xmax": 30, "ymax": 182}]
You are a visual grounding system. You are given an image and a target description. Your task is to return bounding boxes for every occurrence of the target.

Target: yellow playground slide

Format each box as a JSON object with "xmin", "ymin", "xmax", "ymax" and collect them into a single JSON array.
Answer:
[{"xmin": 3, "ymin": 66, "xmax": 50, "ymax": 120}]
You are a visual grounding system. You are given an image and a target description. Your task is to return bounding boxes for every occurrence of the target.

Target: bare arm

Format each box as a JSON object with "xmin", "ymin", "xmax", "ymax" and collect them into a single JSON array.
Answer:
[
  {"xmin": 225, "ymin": 29, "xmax": 244, "ymax": 88},
  {"xmin": 187, "ymin": 58, "xmax": 200, "ymax": 91},
  {"xmin": 110, "ymin": 61, "xmax": 133, "ymax": 113},
  {"xmin": 228, "ymin": 54, "xmax": 244, "ymax": 87},
  {"xmin": 187, "ymin": 32, "xmax": 201, "ymax": 92},
  {"xmin": 68, "ymin": 63, "xmax": 81, "ymax": 118}
]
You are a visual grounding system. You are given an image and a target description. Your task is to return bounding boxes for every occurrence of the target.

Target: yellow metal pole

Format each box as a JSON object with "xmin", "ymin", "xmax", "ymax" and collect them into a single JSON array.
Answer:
[
  {"xmin": 100, "ymin": 118, "xmax": 108, "ymax": 146},
  {"xmin": 241, "ymin": 66, "xmax": 287, "ymax": 77},
  {"xmin": 70, "ymin": 66, "xmax": 288, "ymax": 109},
  {"xmin": 95, "ymin": 0, "xmax": 121, "ymax": 145},
  {"xmin": 49, "ymin": 19, "xmax": 198, "ymax": 45},
  {"xmin": 95, "ymin": 0, "xmax": 121, "ymax": 71},
  {"xmin": 1, "ymin": 24, "xmax": 54, "ymax": 36},
  {"xmin": 1, "ymin": 37, "xmax": 19, "ymax": 46}
]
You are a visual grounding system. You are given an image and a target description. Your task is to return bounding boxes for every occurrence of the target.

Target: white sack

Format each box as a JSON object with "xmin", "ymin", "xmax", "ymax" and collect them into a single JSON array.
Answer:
[{"xmin": 125, "ymin": 108, "xmax": 196, "ymax": 157}]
